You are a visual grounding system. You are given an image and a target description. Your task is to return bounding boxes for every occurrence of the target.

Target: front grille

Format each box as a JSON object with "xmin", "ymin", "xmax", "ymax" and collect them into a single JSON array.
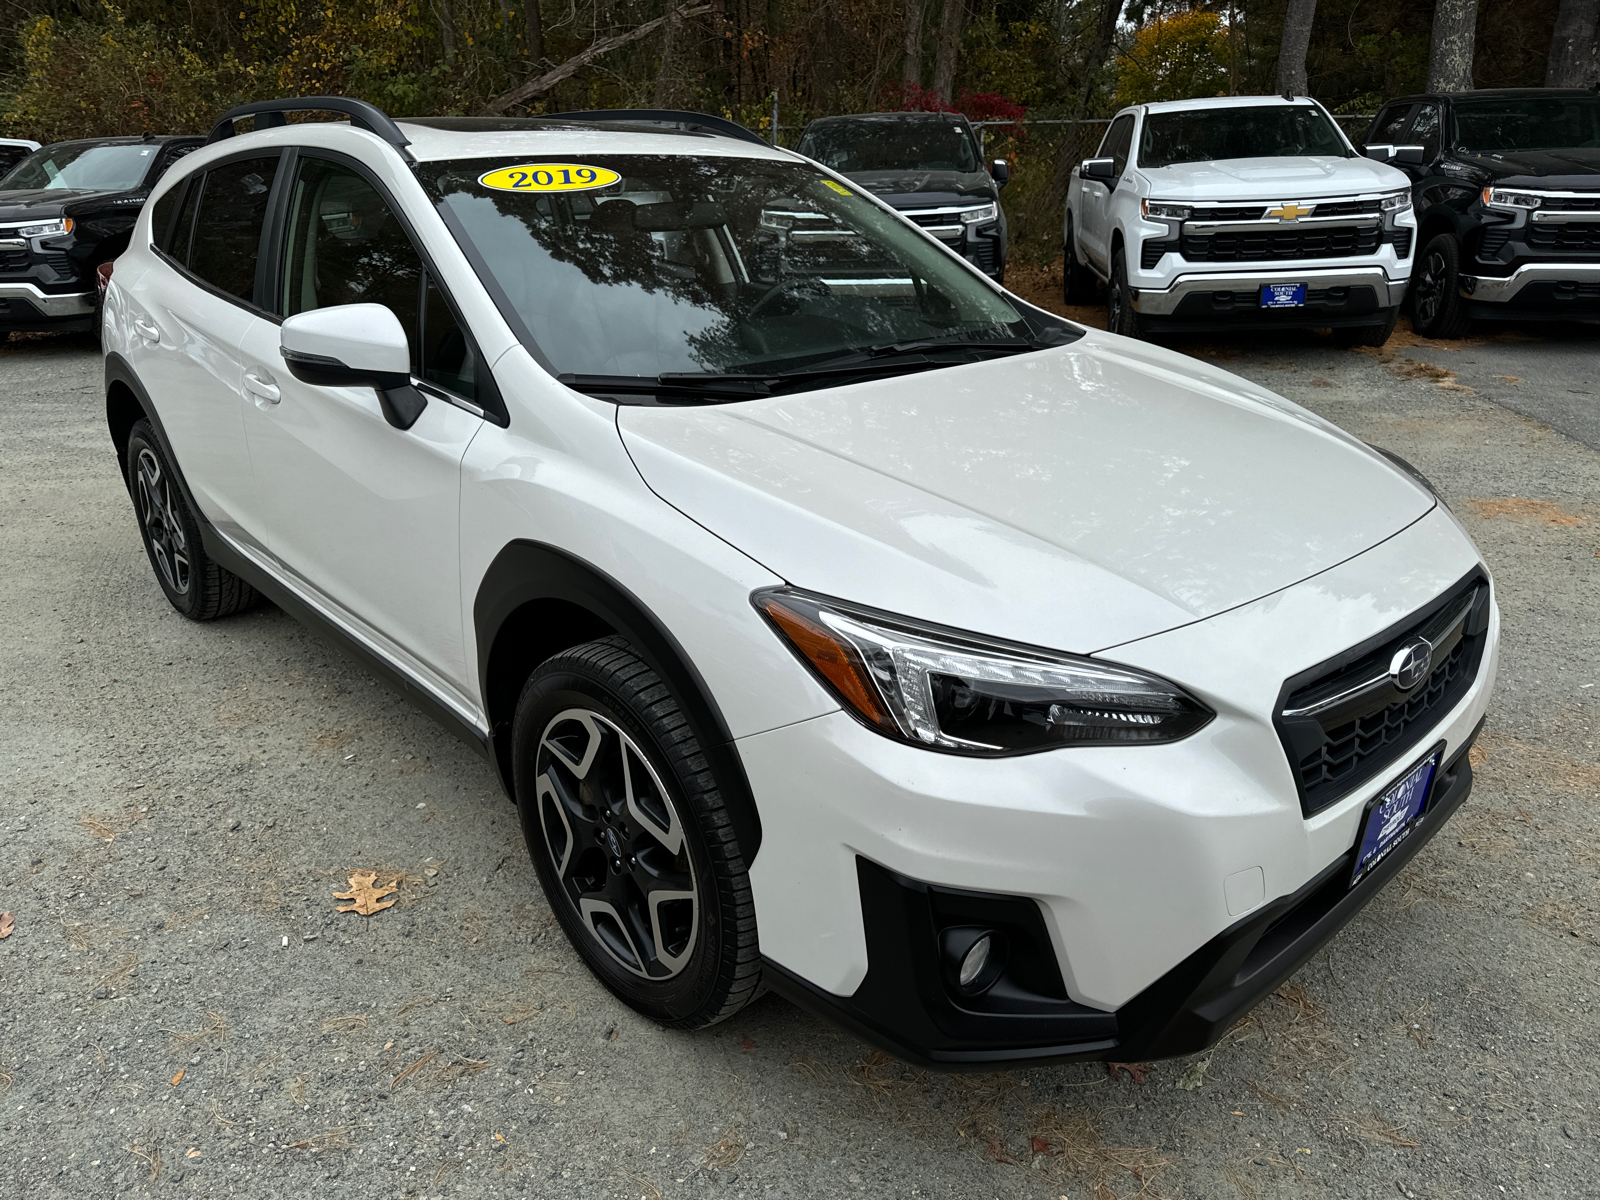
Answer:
[
  {"xmin": 1389, "ymin": 228, "xmax": 1413, "ymax": 257},
  {"xmin": 1142, "ymin": 239, "xmax": 1175, "ymax": 269},
  {"xmin": 1312, "ymin": 199, "xmax": 1382, "ymax": 217},
  {"xmin": 1181, "ymin": 224, "xmax": 1382, "ymax": 263},
  {"xmin": 1542, "ymin": 195, "xmax": 1600, "ymax": 212},
  {"xmin": 1528, "ymin": 223, "xmax": 1600, "ymax": 252},
  {"xmin": 1275, "ymin": 573, "xmax": 1490, "ymax": 816},
  {"xmin": 1478, "ymin": 228, "xmax": 1510, "ymax": 257},
  {"xmin": 0, "ymin": 248, "xmax": 29, "ymax": 274},
  {"xmin": 1193, "ymin": 205, "xmax": 1267, "ymax": 222}
]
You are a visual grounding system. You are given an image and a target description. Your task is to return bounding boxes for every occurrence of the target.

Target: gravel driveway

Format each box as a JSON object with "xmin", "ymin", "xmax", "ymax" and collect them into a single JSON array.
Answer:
[{"xmin": 2, "ymin": 312, "xmax": 1597, "ymax": 1200}]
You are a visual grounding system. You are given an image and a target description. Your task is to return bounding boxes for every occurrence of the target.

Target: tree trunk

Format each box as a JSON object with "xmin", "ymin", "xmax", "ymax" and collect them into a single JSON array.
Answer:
[
  {"xmin": 1427, "ymin": 0, "xmax": 1478, "ymax": 92},
  {"xmin": 438, "ymin": 0, "xmax": 458, "ymax": 65},
  {"xmin": 1047, "ymin": 0, "xmax": 1125, "ymax": 211},
  {"xmin": 902, "ymin": 0, "xmax": 924, "ymax": 87},
  {"xmin": 930, "ymin": 0, "xmax": 965, "ymax": 103},
  {"xmin": 523, "ymin": 0, "xmax": 545, "ymax": 65},
  {"xmin": 1546, "ymin": 0, "xmax": 1600, "ymax": 86},
  {"xmin": 655, "ymin": 7, "xmax": 683, "ymax": 107},
  {"xmin": 1276, "ymin": 0, "xmax": 1317, "ymax": 95}
]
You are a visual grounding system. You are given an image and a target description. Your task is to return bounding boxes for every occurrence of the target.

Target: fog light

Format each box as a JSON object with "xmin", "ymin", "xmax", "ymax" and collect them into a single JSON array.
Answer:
[{"xmin": 958, "ymin": 934, "xmax": 992, "ymax": 989}]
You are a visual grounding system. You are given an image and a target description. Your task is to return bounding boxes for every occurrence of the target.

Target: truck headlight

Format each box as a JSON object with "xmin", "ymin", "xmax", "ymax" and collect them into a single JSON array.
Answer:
[
  {"xmin": 1141, "ymin": 200, "xmax": 1192, "ymax": 220},
  {"xmin": 1379, "ymin": 192, "xmax": 1412, "ymax": 214},
  {"xmin": 757, "ymin": 589, "xmax": 1214, "ymax": 755},
  {"xmin": 1483, "ymin": 188, "xmax": 1540, "ymax": 210},
  {"xmin": 958, "ymin": 203, "xmax": 998, "ymax": 225},
  {"xmin": 16, "ymin": 217, "xmax": 72, "ymax": 237}
]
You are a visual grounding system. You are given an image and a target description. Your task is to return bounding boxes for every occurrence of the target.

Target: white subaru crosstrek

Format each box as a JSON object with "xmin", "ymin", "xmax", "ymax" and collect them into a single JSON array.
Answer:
[{"xmin": 102, "ymin": 97, "xmax": 1498, "ymax": 1068}]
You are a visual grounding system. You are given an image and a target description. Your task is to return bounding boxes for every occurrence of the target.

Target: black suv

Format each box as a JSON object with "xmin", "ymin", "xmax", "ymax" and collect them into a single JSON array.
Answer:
[
  {"xmin": 0, "ymin": 134, "xmax": 201, "ymax": 340},
  {"xmin": 1363, "ymin": 88, "xmax": 1600, "ymax": 337},
  {"xmin": 797, "ymin": 111, "xmax": 1010, "ymax": 282}
]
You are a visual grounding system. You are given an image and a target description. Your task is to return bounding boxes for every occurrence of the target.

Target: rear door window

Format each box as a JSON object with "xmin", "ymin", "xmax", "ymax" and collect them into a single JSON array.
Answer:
[{"xmin": 187, "ymin": 155, "xmax": 281, "ymax": 301}]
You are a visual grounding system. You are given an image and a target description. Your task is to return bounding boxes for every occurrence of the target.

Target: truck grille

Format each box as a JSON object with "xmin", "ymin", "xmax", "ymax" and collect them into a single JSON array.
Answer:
[
  {"xmin": 1541, "ymin": 195, "xmax": 1600, "ymax": 212},
  {"xmin": 1528, "ymin": 223, "xmax": 1600, "ymax": 252},
  {"xmin": 1181, "ymin": 225, "xmax": 1382, "ymax": 263},
  {"xmin": 1275, "ymin": 573, "xmax": 1490, "ymax": 816},
  {"xmin": 1478, "ymin": 229, "xmax": 1510, "ymax": 257},
  {"xmin": 1390, "ymin": 228, "xmax": 1413, "ymax": 257},
  {"xmin": 0, "ymin": 248, "xmax": 30, "ymax": 274},
  {"xmin": 1142, "ymin": 239, "xmax": 1175, "ymax": 269}
]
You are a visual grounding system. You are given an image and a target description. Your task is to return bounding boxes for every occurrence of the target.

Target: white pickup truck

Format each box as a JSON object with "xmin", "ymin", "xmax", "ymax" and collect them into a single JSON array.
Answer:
[{"xmin": 1063, "ymin": 96, "xmax": 1418, "ymax": 345}]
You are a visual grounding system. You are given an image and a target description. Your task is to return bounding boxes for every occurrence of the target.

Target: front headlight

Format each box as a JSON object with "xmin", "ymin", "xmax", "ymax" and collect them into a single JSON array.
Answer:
[
  {"xmin": 958, "ymin": 203, "xmax": 998, "ymax": 225},
  {"xmin": 1379, "ymin": 191, "xmax": 1412, "ymax": 213},
  {"xmin": 756, "ymin": 589, "xmax": 1214, "ymax": 755},
  {"xmin": 1141, "ymin": 200, "xmax": 1192, "ymax": 220},
  {"xmin": 1483, "ymin": 188, "xmax": 1540, "ymax": 210},
  {"xmin": 16, "ymin": 217, "xmax": 72, "ymax": 237}
]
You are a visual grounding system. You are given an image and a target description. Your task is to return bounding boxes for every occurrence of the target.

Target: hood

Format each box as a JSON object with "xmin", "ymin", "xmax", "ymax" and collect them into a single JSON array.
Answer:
[
  {"xmin": 618, "ymin": 332, "xmax": 1435, "ymax": 654},
  {"xmin": 0, "ymin": 188, "xmax": 109, "ymax": 222},
  {"xmin": 1458, "ymin": 147, "xmax": 1600, "ymax": 187},
  {"xmin": 1138, "ymin": 155, "xmax": 1408, "ymax": 201},
  {"xmin": 842, "ymin": 168, "xmax": 995, "ymax": 206}
]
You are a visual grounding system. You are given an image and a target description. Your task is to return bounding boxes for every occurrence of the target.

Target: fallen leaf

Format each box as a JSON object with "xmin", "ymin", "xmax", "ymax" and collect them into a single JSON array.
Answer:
[
  {"xmin": 1107, "ymin": 1061, "xmax": 1151, "ymax": 1084},
  {"xmin": 738, "ymin": 1036, "xmax": 757, "ymax": 1054},
  {"xmin": 1029, "ymin": 1135, "xmax": 1058, "ymax": 1156},
  {"xmin": 185, "ymin": 1149, "xmax": 201, "ymax": 1159},
  {"xmin": 0, "ymin": 912, "xmax": 12, "ymax": 939},
  {"xmin": 493, "ymin": 1133, "xmax": 507, "ymax": 1144},
  {"xmin": 170, "ymin": 1069, "xmax": 185, "ymax": 1086},
  {"xmin": 1176, "ymin": 1054, "xmax": 1212, "ymax": 1090},
  {"xmin": 983, "ymin": 1135, "xmax": 1016, "ymax": 1163},
  {"xmin": 333, "ymin": 871, "xmax": 398, "ymax": 916}
]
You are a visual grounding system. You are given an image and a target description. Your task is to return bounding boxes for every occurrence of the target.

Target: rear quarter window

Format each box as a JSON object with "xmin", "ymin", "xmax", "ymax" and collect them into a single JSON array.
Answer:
[{"xmin": 186, "ymin": 155, "xmax": 281, "ymax": 302}]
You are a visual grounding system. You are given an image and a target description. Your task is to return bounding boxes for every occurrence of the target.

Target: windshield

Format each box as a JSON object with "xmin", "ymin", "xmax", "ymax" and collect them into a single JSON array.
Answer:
[
  {"xmin": 1453, "ymin": 95, "xmax": 1600, "ymax": 153},
  {"xmin": 427, "ymin": 154, "xmax": 1051, "ymax": 387},
  {"xmin": 798, "ymin": 120, "xmax": 980, "ymax": 174},
  {"xmin": 0, "ymin": 142, "xmax": 157, "ymax": 192},
  {"xmin": 1139, "ymin": 106, "xmax": 1349, "ymax": 169}
]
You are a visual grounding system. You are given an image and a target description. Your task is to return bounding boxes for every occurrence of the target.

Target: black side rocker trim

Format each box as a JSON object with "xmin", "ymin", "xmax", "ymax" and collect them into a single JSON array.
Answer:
[{"xmin": 763, "ymin": 718, "xmax": 1484, "ymax": 1070}]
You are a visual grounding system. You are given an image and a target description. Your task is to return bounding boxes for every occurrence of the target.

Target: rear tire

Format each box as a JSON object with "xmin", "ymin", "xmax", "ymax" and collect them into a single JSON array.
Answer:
[
  {"xmin": 125, "ymin": 419, "xmax": 259, "ymax": 620},
  {"xmin": 1409, "ymin": 233, "xmax": 1470, "ymax": 339},
  {"xmin": 1334, "ymin": 305, "xmax": 1399, "ymax": 348},
  {"xmin": 1062, "ymin": 217, "xmax": 1099, "ymax": 304},
  {"xmin": 512, "ymin": 637, "xmax": 761, "ymax": 1029},
  {"xmin": 1106, "ymin": 252, "xmax": 1147, "ymax": 339}
]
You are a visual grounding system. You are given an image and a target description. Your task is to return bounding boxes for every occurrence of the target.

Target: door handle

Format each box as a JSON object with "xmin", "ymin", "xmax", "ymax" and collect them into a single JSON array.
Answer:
[
  {"xmin": 132, "ymin": 317, "xmax": 160, "ymax": 342},
  {"xmin": 243, "ymin": 368, "xmax": 280, "ymax": 404}
]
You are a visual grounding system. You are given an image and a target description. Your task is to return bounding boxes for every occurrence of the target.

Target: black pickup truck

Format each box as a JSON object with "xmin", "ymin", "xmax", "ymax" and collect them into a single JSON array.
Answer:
[
  {"xmin": 0, "ymin": 134, "xmax": 201, "ymax": 341},
  {"xmin": 1363, "ymin": 88, "xmax": 1600, "ymax": 337}
]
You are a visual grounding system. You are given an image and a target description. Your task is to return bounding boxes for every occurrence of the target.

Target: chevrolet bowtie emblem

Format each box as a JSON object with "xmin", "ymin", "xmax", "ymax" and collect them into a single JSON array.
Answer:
[{"xmin": 1269, "ymin": 202, "xmax": 1314, "ymax": 220}]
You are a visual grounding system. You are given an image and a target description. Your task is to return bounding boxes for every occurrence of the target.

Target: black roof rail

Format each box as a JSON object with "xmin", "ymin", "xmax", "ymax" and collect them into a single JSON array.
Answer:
[
  {"xmin": 551, "ymin": 109, "xmax": 770, "ymax": 149},
  {"xmin": 207, "ymin": 96, "xmax": 413, "ymax": 160}
]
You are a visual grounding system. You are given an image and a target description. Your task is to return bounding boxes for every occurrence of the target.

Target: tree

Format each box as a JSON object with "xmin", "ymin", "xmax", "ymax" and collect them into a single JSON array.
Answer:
[
  {"xmin": 1546, "ymin": 0, "xmax": 1600, "ymax": 85},
  {"xmin": 1428, "ymin": 0, "xmax": 1479, "ymax": 91},
  {"xmin": 930, "ymin": 0, "xmax": 966, "ymax": 102},
  {"xmin": 903, "ymin": 0, "xmax": 924, "ymax": 87},
  {"xmin": 1046, "ymin": 0, "xmax": 1126, "ymax": 212},
  {"xmin": 1277, "ymin": 0, "xmax": 1318, "ymax": 95},
  {"xmin": 1114, "ymin": 12, "xmax": 1232, "ymax": 107}
]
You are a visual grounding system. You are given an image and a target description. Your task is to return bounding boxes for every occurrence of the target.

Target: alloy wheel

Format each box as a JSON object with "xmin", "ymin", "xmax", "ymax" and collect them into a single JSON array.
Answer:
[
  {"xmin": 135, "ymin": 447, "xmax": 191, "ymax": 596},
  {"xmin": 1413, "ymin": 249, "xmax": 1446, "ymax": 326},
  {"xmin": 534, "ymin": 708, "xmax": 698, "ymax": 980}
]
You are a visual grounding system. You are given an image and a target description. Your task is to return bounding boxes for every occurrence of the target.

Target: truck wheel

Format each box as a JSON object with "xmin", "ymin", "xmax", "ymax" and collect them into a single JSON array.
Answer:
[
  {"xmin": 512, "ymin": 637, "xmax": 762, "ymax": 1029},
  {"xmin": 1335, "ymin": 306, "xmax": 1399, "ymax": 348},
  {"xmin": 1410, "ymin": 233, "xmax": 1470, "ymax": 339},
  {"xmin": 1062, "ymin": 218, "xmax": 1098, "ymax": 304},
  {"xmin": 1107, "ymin": 253, "xmax": 1147, "ymax": 340}
]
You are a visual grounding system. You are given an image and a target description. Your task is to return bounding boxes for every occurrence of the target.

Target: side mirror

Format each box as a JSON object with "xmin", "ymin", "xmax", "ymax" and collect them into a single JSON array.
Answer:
[
  {"xmin": 1081, "ymin": 157, "xmax": 1117, "ymax": 182},
  {"xmin": 1361, "ymin": 143, "xmax": 1394, "ymax": 161},
  {"xmin": 991, "ymin": 158, "xmax": 1011, "ymax": 187},
  {"xmin": 280, "ymin": 303, "xmax": 426, "ymax": 431},
  {"xmin": 1393, "ymin": 144, "xmax": 1426, "ymax": 165}
]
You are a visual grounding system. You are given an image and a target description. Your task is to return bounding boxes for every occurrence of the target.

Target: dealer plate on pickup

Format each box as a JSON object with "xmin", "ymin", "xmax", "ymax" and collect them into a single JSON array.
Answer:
[
  {"xmin": 1351, "ymin": 748, "xmax": 1441, "ymax": 887},
  {"xmin": 1260, "ymin": 283, "xmax": 1307, "ymax": 308}
]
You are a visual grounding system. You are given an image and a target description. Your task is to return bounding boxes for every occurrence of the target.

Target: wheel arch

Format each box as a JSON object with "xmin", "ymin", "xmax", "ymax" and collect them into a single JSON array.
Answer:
[
  {"xmin": 1416, "ymin": 205, "xmax": 1464, "ymax": 251},
  {"xmin": 474, "ymin": 541, "xmax": 763, "ymax": 860}
]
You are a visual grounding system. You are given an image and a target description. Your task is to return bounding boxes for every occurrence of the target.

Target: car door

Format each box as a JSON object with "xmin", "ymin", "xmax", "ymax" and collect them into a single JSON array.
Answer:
[
  {"xmin": 1081, "ymin": 113, "xmax": 1135, "ymax": 272},
  {"xmin": 124, "ymin": 152, "xmax": 281, "ymax": 548},
  {"xmin": 236, "ymin": 150, "xmax": 490, "ymax": 707}
]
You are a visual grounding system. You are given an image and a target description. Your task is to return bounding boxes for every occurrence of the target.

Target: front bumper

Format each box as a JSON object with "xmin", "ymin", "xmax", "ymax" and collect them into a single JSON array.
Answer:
[
  {"xmin": 1460, "ymin": 262, "xmax": 1600, "ymax": 320},
  {"xmin": 0, "ymin": 282, "xmax": 95, "ymax": 331},
  {"xmin": 765, "ymin": 724, "xmax": 1482, "ymax": 1068},
  {"xmin": 1131, "ymin": 265, "xmax": 1407, "ymax": 327}
]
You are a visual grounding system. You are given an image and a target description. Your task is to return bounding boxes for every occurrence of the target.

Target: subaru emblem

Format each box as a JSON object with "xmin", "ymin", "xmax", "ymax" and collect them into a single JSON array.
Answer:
[{"xmin": 1389, "ymin": 638, "xmax": 1433, "ymax": 691}]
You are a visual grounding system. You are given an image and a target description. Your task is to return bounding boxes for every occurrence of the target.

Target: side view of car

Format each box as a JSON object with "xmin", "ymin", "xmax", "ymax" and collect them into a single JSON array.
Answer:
[
  {"xmin": 1364, "ymin": 87, "xmax": 1600, "ymax": 337},
  {"xmin": 104, "ymin": 96, "xmax": 1496, "ymax": 1070},
  {"xmin": 0, "ymin": 133, "xmax": 200, "ymax": 340},
  {"xmin": 1064, "ymin": 95, "xmax": 1416, "ymax": 344},
  {"xmin": 796, "ymin": 110, "xmax": 1010, "ymax": 281}
]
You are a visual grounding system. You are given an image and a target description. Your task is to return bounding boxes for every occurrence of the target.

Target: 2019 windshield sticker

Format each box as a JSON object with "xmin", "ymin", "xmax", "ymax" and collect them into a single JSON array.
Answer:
[{"xmin": 478, "ymin": 164, "xmax": 622, "ymax": 192}]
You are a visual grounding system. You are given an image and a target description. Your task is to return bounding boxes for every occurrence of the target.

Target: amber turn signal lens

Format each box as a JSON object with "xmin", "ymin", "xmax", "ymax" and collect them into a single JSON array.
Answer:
[{"xmin": 759, "ymin": 595, "xmax": 893, "ymax": 729}]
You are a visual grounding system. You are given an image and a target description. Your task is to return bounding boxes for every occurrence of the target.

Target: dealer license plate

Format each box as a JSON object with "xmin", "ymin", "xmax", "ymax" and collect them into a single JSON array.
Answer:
[
  {"xmin": 1260, "ymin": 283, "xmax": 1307, "ymax": 308},
  {"xmin": 1351, "ymin": 750, "xmax": 1440, "ymax": 887}
]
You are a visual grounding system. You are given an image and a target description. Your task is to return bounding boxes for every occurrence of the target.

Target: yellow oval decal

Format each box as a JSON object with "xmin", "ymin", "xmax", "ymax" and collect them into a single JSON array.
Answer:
[{"xmin": 478, "ymin": 163, "xmax": 621, "ymax": 193}]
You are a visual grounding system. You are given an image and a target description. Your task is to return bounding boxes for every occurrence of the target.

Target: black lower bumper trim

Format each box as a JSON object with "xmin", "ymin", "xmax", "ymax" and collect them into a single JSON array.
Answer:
[{"xmin": 762, "ymin": 719, "xmax": 1482, "ymax": 1070}]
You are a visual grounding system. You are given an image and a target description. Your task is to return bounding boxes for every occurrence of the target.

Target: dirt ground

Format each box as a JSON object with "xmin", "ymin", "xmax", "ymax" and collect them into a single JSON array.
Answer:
[{"xmin": 1, "ymin": 297, "xmax": 1598, "ymax": 1200}]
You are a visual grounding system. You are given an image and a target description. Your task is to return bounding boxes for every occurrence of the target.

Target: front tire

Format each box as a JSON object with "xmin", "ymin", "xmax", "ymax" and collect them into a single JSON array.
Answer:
[
  {"xmin": 1106, "ymin": 251, "xmax": 1147, "ymax": 339},
  {"xmin": 1410, "ymin": 233, "xmax": 1470, "ymax": 339},
  {"xmin": 1334, "ymin": 305, "xmax": 1400, "ymax": 348},
  {"xmin": 125, "ymin": 419, "xmax": 258, "ymax": 620},
  {"xmin": 512, "ymin": 637, "xmax": 761, "ymax": 1029},
  {"xmin": 1062, "ymin": 217, "xmax": 1099, "ymax": 304}
]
